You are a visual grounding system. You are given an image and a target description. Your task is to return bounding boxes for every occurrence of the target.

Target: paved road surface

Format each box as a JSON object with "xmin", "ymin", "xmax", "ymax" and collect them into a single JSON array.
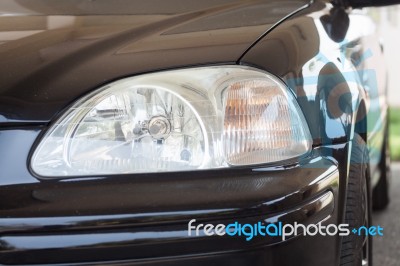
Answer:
[{"xmin": 373, "ymin": 162, "xmax": 400, "ymax": 265}]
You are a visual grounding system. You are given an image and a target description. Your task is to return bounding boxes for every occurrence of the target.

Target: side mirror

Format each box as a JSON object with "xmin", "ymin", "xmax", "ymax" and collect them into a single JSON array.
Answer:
[
  {"xmin": 346, "ymin": 0, "xmax": 400, "ymax": 8},
  {"xmin": 320, "ymin": 7, "xmax": 349, "ymax": 42}
]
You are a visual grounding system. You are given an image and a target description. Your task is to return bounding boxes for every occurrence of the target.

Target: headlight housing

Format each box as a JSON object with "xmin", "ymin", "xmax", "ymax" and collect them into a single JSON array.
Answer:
[{"xmin": 31, "ymin": 66, "xmax": 312, "ymax": 177}]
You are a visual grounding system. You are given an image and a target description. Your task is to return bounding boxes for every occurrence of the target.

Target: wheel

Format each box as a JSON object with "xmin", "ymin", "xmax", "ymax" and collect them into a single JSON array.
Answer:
[
  {"xmin": 372, "ymin": 127, "xmax": 391, "ymax": 210},
  {"xmin": 340, "ymin": 134, "xmax": 372, "ymax": 266}
]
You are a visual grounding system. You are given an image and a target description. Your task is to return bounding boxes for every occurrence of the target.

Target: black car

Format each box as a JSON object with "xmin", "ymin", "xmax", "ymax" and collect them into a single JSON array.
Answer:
[{"xmin": 0, "ymin": 0, "xmax": 396, "ymax": 265}]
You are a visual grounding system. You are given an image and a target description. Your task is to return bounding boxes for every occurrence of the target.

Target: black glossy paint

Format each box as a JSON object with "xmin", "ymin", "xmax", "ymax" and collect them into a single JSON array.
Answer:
[
  {"xmin": 0, "ymin": 0, "xmax": 309, "ymax": 125},
  {"xmin": 0, "ymin": 0, "xmax": 390, "ymax": 265},
  {"xmin": 346, "ymin": 0, "xmax": 400, "ymax": 8},
  {"xmin": 240, "ymin": 1, "xmax": 387, "ymax": 182},
  {"xmin": 0, "ymin": 128, "xmax": 344, "ymax": 265}
]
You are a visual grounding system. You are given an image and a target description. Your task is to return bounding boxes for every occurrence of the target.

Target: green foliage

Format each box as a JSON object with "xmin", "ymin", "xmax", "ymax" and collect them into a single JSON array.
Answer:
[{"xmin": 390, "ymin": 108, "xmax": 400, "ymax": 161}]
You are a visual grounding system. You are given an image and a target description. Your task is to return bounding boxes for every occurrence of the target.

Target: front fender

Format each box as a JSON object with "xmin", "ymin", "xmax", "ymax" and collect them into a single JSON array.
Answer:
[{"xmin": 239, "ymin": 1, "xmax": 380, "ymax": 147}]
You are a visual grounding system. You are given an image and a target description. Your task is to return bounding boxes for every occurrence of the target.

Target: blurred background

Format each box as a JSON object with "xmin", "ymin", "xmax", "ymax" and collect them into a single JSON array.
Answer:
[
  {"xmin": 369, "ymin": 6, "xmax": 400, "ymax": 266},
  {"xmin": 369, "ymin": 6, "xmax": 400, "ymax": 160}
]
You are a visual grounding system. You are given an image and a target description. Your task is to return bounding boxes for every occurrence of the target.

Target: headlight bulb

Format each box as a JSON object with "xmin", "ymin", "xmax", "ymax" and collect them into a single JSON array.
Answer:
[
  {"xmin": 148, "ymin": 116, "xmax": 171, "ymax": 140},
  {"xmin": 31, "ymin": 66, "xmax": 312, "ymax": 177}
]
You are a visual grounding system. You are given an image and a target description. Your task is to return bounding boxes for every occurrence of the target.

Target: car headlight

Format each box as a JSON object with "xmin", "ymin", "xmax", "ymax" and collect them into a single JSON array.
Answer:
[{"xmin": 31, "ymin": 66, "xmax": 312, "ymax": 177}]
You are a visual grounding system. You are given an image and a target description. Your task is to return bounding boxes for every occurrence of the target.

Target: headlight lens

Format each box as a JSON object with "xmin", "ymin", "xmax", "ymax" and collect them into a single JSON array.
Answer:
[{"xmin": 31, "ymin": 66, "xmax": 312, "ymax": 177}]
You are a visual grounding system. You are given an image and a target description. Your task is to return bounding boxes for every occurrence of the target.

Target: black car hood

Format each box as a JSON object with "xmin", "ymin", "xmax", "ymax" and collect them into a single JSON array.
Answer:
[{"xmin": 0, "ymin": 0, "xmax": 309, "ymax": 125}]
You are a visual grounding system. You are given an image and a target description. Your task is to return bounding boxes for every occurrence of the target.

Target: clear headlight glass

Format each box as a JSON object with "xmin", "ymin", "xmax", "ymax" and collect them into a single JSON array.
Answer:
[{"xmin": 31, "ymin": 66, "xmax": 312, "ymax": 177}]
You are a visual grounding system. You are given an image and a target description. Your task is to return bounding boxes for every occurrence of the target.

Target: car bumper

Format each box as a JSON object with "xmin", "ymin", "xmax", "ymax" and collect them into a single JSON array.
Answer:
[{"xmin": 0, "ymin": 128, "xmax": 349, "ymax": 265}]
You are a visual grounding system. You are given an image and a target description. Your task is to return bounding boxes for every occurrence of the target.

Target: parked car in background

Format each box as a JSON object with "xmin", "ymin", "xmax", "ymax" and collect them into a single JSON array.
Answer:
[{"xmin": 0, "ymin": 0, "xmax": 397, "ymax": 265}]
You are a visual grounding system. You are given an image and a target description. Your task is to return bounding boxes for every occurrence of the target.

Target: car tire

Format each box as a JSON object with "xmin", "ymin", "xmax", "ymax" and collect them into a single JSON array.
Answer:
[
  {"xmin": 372, "ymin": 128, "xmax": 391, "ymax": 210},
  {"xmin": 340, "ymin": 134, "xmax": 372, "ymax": 266}
]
